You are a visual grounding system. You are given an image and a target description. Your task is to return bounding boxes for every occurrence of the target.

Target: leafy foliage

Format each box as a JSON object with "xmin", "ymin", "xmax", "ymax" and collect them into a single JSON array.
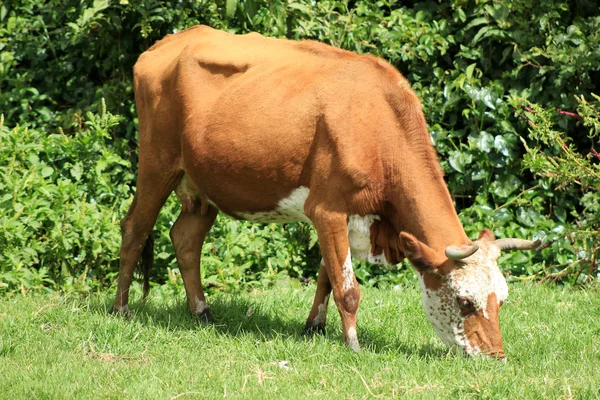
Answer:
[
  {"xmin": 0, "ymin": 102, "xmax": 133, "ymax": 293},
  {"xmin": 518, "ymin": 95, "xmax": 600, "ymax": 284},
  {"xmin": 1, "ymin": 0, "xmax": 599, "ymax": 292}
]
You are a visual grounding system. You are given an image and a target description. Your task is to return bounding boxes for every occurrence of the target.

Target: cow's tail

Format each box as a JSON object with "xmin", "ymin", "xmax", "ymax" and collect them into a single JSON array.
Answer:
[{"xmin": 137, "ymin": 232, "xmax": 154, "ymax": 300}]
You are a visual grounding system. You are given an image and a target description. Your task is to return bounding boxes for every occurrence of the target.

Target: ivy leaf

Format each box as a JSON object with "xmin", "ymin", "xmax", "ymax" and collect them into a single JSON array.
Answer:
[
  {"xmin": 554, "ymin": 207, "xmax": 567, "ymax": 223},
  {"xmin": 493, "ymin": 175, "xmax": 522, "ymax": 198},
  {"xmin": 41, "ymin": 166, "xmax": 54, "ymax": 178},
  {"xmin": 494, "ymin": 135, "xmax": 515, "ymax": 157},
  {"xmin": 517, "ymin": 207, "xmax": 539, "ymax": 228},
  {"xmin": 288, "ymin": 3, "xmax": 311, "ymax": 14},
  {"xmin": 449, "ymin": 151, "xmax": 473, "ymax": 173},
  {"xmin": 225, "ymin": 0, "xmax": 238, "ymax": 19},
  {"xmin": 92, "ymin": 241, "xmax": 102, "ymax": 255},
  {"xmin": 70, "ymin": 163, "xmax": 83, "ymax": 181},
  {"xmin": 469, "ymin": 131, "xmax": 494, "ymax": 153}
]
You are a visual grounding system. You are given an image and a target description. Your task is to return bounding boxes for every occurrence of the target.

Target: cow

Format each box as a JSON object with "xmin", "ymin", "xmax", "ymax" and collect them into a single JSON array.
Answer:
[{"xmin": 113, "ymin": 25, "xmax": 540, "ymax": 359}]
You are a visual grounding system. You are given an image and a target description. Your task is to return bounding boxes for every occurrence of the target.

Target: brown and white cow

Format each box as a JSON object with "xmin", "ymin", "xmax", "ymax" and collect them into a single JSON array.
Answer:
[{"xmin": 113, "ymin": 25, "xmax": 539, "ymax": 358}]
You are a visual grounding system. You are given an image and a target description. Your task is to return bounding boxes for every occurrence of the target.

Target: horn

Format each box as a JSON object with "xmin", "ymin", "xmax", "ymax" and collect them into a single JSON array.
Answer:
[
  {"xmin": 445, "ymin": 243, "xmax": 479, "ymax": 260},
  {"xmin": 494, "ymin": 238, "xmax": 541, "ymax": 251}
]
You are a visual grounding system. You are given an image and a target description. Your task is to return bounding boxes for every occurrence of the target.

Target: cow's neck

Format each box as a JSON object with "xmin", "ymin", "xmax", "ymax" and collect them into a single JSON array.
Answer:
[{"xmin": 386, "ymin": 139, "xmax": 469, "ymax": 252}]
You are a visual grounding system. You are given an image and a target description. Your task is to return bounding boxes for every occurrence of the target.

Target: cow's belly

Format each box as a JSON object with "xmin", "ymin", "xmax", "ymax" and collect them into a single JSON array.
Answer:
[
  {"xmin": 234, "ymin": 187, "xmax": 311, "ymax": 223},
  {"xmin": 176, "ymin": 175, "xmax": 310, "ymax": 223},
  {"xmin": 177, "ymin": 175, "xmax": 390, "ymax": 265}
]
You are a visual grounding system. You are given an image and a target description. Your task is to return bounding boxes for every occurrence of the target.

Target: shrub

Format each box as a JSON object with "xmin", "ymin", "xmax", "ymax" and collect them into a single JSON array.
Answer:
[
  {"xmin": 518, "ymin": 95, "xmax": 600, "ymax": 284},
  {"xmin": 2, "ymin": 0, "xmax": 600, "ymax": 292},
  {"xmin": 0, "ymin": 102, "xmax": 133, "ymax": 293}
]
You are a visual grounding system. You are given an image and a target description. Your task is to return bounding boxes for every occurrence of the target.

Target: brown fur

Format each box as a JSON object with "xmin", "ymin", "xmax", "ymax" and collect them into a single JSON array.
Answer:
[
  {"xmin": 464, "ymin": 293, "xmax": 505, "ymax": 359},
  {"xmin": 113, "ymin": 26, "xmax": 479, "ymax": 352}
]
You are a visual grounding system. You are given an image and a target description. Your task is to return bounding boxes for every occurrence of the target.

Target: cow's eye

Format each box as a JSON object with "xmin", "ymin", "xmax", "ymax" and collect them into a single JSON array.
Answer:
[{"xmin": 457, "ymin": 296, "xmax": 474, "ymax": 311}]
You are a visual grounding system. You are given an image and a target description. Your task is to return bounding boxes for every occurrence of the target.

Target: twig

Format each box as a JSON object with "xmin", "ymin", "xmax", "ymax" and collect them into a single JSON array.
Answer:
[
  {"xmin": 515, "ymin": 112, "xmax": 537, "ymax": 126},
  {"xmin": 351, "ymin": 367, "xmax": 382, "ymax": 398},
  {"xmin": 520, "ymin": 105, "xmax": 535, "ymax": 114},
  {"xmin": 556, "ymin": 109, "xmax": 580, "ymax": 118},
  {"xmin": 170, "ymin": 392, "xmax": 203, "ymax": 400},
  {"xmin": 32, "ymin": 303, "xmax": 55, "ymax": 317},
  {"xmin": 494, "ymin": 184, "xmax": 540, "ymax": 211}
]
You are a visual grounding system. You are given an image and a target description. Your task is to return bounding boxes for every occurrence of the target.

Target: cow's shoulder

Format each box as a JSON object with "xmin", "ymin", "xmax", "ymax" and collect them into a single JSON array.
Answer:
[{"xmin": 133, "ymin": 26, "xmax": 225, "ymax": 83}]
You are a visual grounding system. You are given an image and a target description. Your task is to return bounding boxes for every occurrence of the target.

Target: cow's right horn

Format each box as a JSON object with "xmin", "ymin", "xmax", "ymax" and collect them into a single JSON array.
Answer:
[
  {"xmin": 445, "ymin": 243, "xmax": 479, "ymax": 260},
  {"xmin": 494, "ymin": 238, "xmax": 541, "ymax": 251}
]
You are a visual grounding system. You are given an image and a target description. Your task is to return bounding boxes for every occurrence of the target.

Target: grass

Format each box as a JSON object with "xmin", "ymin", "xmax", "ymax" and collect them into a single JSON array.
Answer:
[{"xmin": 0, "ymin": 282, "xmax": 599, "ymax": 399}]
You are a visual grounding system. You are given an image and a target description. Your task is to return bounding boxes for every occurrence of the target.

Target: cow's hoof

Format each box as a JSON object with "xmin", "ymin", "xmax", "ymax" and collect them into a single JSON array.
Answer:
[
  {"xmin": 346, "ymin": 339, "xmax": 361, "ymax": 353},
  {"xmin": 110, "ymin": 306, "xmax": 134, "ymax": 318},
  {"xmin": 193, "ymin": 308, "xmax": 213, "ymax": 324},
  {"xmin": 304, "ymin": 323, "xmax": 326, "ymax": 336}
]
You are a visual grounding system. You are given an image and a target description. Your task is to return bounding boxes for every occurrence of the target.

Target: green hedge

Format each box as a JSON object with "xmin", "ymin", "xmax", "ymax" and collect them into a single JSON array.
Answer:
[{"xmin": 1, "ymin": 0, "xmax": 599, "ymax": 293}]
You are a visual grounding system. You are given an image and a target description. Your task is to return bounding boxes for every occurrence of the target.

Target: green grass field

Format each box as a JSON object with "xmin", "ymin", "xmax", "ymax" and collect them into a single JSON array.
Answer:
[{"xmin": 1, "ymin": 283, "xmax": 599, "ymax": 399}]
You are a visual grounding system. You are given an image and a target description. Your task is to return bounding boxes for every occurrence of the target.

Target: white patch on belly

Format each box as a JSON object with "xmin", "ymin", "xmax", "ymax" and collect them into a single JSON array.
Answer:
[
  {"xmin": 347, "ymin": 215, "xmax": 390, "ymax": 266},
  {"xmin": 236, "ymin": 187, "xmax": 311, "ymax": 223},
  {"xmin": 342, "ymin": 249, "xmax": 355, "ymax": 292}
]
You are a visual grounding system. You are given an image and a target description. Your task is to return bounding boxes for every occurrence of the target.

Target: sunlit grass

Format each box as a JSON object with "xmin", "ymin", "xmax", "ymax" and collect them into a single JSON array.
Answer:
[{"xmin": 1, "ymin": 283, "xmax": 599, "ymax": 399}]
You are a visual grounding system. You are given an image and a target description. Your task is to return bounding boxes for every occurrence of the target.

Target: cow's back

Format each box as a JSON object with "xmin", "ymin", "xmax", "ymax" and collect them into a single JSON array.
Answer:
[{"xmin": 134, "ymin": 25, "xmax": 419, "ymax": 218}]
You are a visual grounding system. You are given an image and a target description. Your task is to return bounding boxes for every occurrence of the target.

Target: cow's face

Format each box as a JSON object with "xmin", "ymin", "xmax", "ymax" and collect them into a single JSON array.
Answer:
[{"xmin": 399, "ymin": 229, "xmax": 532, "ymax": 359}]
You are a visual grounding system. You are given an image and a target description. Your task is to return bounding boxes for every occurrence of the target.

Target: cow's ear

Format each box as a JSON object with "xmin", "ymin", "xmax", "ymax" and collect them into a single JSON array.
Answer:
[
  {"xmin": 399, "ymin": 232, "xmax": 446, "ymax": 272},
  {"xmin": 478, "ymin": 228, "xmax": 495, "ymax": 242}
]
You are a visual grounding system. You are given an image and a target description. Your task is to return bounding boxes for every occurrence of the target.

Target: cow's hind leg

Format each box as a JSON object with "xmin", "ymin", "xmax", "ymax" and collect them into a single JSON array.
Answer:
[
  {"xmin": 171, "ymin": 188, "xmax": 217, "ymax": 322},
  {"xmin": 307, "ymin": 207, "xmax": 361, "ymax": 351},
  {"xmin": 304, "ymin": 260, "xmax": 331, "ymax": 334},
  {"xmin": 113, "ymin": 168, "xmax": 181, "ymax": 315}
]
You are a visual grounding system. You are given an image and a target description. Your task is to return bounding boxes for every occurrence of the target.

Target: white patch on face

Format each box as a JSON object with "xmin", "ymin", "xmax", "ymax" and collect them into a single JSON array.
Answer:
[
  {"xmin": 347, "ymin": 215, "xmax": 391, "ymax": 266},
  {"xmin": 418, "ymin": 275, "xmax": 472, "ymax": 354},
  {"xmin": 236, "ymin": 187, "xmax": 312, "ymax": 223},
  {"xmin": 342, "ymin": 249, "xmax": 355, "ymax": 292},
  {"xmin": 312, "ymin": 294, "xmax": 330, "ymax": 327},
  {"xmin": 194, "ymin": 299, "xmax": 208, "ymax": 314},
  {"xmin": 417, "ymin": 241, "xmax": 507, "ymax": 356},
  {"xmin": 450, "ymin": 243, "xmax": 505, "ymax": 319}
]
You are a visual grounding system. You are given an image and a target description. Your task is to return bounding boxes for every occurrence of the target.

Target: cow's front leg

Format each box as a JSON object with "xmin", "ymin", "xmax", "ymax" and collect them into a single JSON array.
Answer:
[
  {"xmin": 309, "ymin": 210, "xmax": 360, "ymax": 352},
  {"xmin": 305, "ymin": 260, "xmax": 331, "ymax": 334}
]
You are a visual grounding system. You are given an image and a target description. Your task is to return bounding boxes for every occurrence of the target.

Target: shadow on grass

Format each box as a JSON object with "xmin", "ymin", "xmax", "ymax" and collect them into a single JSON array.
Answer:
[{"xmin": 88, "ymin": 293, "xmax": 445, "ymax": 358}]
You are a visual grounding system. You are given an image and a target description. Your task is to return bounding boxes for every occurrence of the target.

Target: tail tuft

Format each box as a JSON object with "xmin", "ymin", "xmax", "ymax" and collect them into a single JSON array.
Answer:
[{"xmin": 137, "ymin": 233, "xmax": 154, "ymax": 299}]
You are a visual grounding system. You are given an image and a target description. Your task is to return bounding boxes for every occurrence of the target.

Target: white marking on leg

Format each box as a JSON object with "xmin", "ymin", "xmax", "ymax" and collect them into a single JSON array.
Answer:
[
  {"xmin": 342, "ymin": 249, "xmax": 355, "ymax": 292},
  {"xmin": 346, "ymin": 327, "xmax": 359, "ymax": 351},
  {"xmin": 194, "ymin": 298, "xmax": 208, "ymax": 314},
  {"xmin": 312, "ymin": 294, "xmax": 330, "ymax": 327}
]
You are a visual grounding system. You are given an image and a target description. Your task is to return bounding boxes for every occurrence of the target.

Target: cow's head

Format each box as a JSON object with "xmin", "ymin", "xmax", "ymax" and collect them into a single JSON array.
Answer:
[{"xmin": 399, "ymin": 229, "xmax": 540, "ymax": 359}]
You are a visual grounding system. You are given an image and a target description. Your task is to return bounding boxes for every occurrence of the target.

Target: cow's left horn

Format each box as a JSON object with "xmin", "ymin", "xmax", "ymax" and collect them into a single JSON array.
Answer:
[
  {"xmin": 445, "ymin": 243, "xmax": 479, "ymax": 260},
  {"xmin": 494, "ymin": 238, "xmax": 541, "ymax": 251}
]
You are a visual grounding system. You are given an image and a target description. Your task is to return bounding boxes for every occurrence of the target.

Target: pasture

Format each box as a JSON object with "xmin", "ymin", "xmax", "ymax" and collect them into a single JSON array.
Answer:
[
  {"xmin": 2, "ymin": 1, "xmax": 599, "ymax": 399},
  {"xmin": 1, "ymin": 283, "xmax": 598, "ymax": 399}
]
